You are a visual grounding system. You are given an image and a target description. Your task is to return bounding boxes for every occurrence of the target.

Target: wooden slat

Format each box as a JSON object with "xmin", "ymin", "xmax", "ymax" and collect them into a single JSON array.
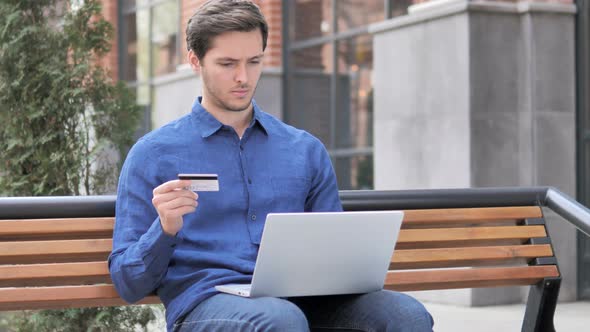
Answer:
[
  {"xmin": 0, "ymin": 206, "xmax": 554, "ymax": 312},
  {"xmin": 397, "ymin": 226, "xmax": 547, "ymax": 247},
  {"xmin": 0, "ymin": 265, "xmax": 559, "ymax": 310},
  {"xmin": 385, "ymin": 265, "xmax": 559, "ymax": 291},
  {"xmin": 391, "ymin": 244, "xmax": 554, "ymax": 269},
  {"xmin": 0, "ymin": 285, "xmax": 160, "ymax": 311},
  {"xmin": 0, "ymin": 262, "xmax": 110, "ymax": 287},
  {"xmin": 402, "ymin": 206, "xmax": 543, "ymax": 226},
  {"xmin": 0, "ymin": 239, "xmax": 112, "ymax": 264},
  {"xmin": 0, "ymin": 218, "xmax": 114, "ymax": 240}
]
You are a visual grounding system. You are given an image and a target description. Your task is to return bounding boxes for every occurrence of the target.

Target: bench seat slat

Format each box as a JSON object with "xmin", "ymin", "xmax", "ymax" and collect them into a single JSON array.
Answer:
[
  {"xmin": 0, "ymin": 218, "xmax": 114, "ymax": 240},
  {"xmin": 0, "ymin": 244, "xmax": 554, "ymax": 286},
  {"xmin": 397, "ymin": 225, "xmax": 547, "ymax": 245},
  {"xmin": 0, "ymin": 262, "xmax": 110, "ymax": 287},
  {"xmin": 0, "ymin": 265, "xmax": 559, "ymax": 311},
  {"xmin": 392, "ymin": 244, "xmax": 554, "ymax": 269},
  {"xmin": 0, "ymin": 204, "xmax": 559, "ymax": 312},
  {"xmin": 385, "ymin": 265, "xmax": 559, "ymax": 291},
  {"xmin": 0, "ymin": 285, "xmax": 159, "ymax": 311},
  {"xmin": 0, "ymin": 239, "xmax": 112, "ymax": 264},
  {"xmin": 402, "ymin": 206, "xmax": 542, "ymax": 225}
]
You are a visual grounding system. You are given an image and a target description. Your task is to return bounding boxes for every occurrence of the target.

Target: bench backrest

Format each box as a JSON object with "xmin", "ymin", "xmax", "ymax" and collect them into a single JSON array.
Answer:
[{"xmin": 0, "ymin": 206, "xmax": 559, "ymax": 311}]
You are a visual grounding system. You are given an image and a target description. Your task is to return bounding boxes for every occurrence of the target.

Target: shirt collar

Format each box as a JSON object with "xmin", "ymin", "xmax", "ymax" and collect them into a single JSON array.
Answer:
[{"xmin": 191, "ymin": 97, "xmax": 269, "ymax": 138}]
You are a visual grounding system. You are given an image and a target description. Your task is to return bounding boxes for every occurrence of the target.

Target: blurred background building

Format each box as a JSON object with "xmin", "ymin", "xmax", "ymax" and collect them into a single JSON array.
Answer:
[{"xmin": 98, "ymin": 0, "xmax": 587, "ymax": 307}]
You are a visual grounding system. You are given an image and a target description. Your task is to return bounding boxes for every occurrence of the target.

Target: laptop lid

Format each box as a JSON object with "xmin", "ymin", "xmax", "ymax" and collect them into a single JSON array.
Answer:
[{"xmin": 249, "ymin": 210, "xmax": 403, "ymax": 298}]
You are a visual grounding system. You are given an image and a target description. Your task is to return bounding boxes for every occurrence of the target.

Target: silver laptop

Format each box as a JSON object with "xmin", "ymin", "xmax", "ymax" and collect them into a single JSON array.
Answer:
[{"xmin": 215, "ymin": 210, "xmax": 403, "ymax": 298}]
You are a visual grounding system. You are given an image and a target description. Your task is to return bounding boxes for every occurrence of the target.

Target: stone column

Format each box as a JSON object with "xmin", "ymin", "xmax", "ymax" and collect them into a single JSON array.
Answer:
[{"xmin": 372, "ymin": 0, "xmax": 576, "ymax": 304}]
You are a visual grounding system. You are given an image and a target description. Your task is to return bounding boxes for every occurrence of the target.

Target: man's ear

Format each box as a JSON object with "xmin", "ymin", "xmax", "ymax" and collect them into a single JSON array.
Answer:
[{"xmin": 188, "ymin": 50, "xmax": 201, "ymax": 74}]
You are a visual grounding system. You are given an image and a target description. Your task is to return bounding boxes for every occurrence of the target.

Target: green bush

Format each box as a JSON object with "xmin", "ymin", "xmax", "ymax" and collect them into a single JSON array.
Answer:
[
  {"xmin": 0, "ymin": 0, "xmax": 157, "ymax": 331},
  {"xmin": 0, "ymin": 0, "xmax": 140, "ymax": 195},
  {"xmin": 5, "ymin": 306, "xmax": 159, "ymax": 332}
]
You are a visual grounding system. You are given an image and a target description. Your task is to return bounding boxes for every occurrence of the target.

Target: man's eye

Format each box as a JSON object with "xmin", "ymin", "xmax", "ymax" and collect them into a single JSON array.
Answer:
[{"xmin": 220, "ymin": 63, "xmax": 233, "ymax": 67}]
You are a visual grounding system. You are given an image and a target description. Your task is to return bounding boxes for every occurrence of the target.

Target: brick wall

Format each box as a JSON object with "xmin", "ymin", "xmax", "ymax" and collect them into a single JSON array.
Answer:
[
  {"xmin": 100, "ymin": 0, "xmax": 118, "ymax": 81},
  {"xmin": 256, "ymin": 0, "xmax": 282, "ymax": 68},
  {"xmin": 181, "ymin": 0, "xmax": 207, "ymax": 65}
]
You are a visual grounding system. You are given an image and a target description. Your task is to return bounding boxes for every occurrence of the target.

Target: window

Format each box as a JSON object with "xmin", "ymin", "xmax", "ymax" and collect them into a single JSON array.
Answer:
[
  {"xmin": 151, "ymin": 1, "xmax": 179, "ymax": 76},
  {"xmin": 285, "ymin": 1, "xmax": 409, "ymax": 189},
  {"xmin": 120, "ymin": 0, "xmax": 180, "ymax": 133},
  {"xmin": 336, "ymin": 0, "xmax": 385, "ymax": 32},
  {"xmin": 292, "ymin": 0, "xmax": 333, "ymax": 41}
]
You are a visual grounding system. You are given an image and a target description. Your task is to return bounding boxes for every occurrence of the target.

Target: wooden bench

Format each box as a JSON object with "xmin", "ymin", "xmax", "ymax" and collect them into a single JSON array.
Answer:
[{"xmin": 1, "ymin": 187, "xmax": 581, "ymax": 332}]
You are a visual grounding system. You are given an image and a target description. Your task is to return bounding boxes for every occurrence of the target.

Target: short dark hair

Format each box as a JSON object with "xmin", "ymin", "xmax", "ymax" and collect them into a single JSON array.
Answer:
[{"xmin": 186, "ymin": 0, "xmax": 268, "ymax": 60}]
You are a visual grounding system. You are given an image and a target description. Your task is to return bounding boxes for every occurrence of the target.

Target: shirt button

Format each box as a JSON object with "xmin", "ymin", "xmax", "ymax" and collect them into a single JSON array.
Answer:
[
  {"xmin": 240, "ymin": 145, "xmax": 244, "ymax": 151},
  {"xmin": 251, "ymin": 214, "xmax": 257, "ymax": 221},
  {"xmin": 248, "ymin": 178, "xmax": 252, "ymax": 184}
]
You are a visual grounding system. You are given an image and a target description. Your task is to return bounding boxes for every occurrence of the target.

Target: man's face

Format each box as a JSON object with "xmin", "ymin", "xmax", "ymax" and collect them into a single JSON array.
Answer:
[{"xmin": 194, "ymin": 30, "xmax": 264, "ymax": 113}]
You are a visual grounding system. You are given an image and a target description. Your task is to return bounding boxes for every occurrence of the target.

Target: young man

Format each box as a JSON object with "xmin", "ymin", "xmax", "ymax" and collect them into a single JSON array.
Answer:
[{"xmin": 109, "ymin": 1, "xmax": 433, "ymax": 331}]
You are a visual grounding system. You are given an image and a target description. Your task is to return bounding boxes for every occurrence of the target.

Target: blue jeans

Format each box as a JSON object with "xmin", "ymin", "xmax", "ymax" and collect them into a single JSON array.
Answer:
[{"xmin": 174, "ymin": 290, "xmax": 434, "ymax": 332}]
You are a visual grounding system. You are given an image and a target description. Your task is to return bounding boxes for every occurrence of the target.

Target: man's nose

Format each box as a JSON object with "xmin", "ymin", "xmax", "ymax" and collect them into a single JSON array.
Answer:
[{"xmin": 234, "ymin": 63, "xmax": 248, "ymax": 84}]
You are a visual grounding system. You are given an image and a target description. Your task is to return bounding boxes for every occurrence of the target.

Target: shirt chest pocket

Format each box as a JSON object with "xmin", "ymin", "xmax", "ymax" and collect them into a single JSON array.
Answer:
[{"xmin": 271, "ymin": 176, "xmax": 311, "ymax": 212}]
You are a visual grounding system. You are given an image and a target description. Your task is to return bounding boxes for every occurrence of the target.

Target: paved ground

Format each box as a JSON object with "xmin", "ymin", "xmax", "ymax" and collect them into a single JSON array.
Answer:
[{"xmin": 423, "ymin": 301, "xmax": 590, "ymax": 332}]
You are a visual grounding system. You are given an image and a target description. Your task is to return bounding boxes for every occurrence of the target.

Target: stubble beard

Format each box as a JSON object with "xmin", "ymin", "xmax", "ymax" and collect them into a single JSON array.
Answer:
[
  {"xmin": 220, "ymin": 95, "xmax": 253, "ymax": 113},
  {"xmin": 203, "ymin": 77, "xmax": 258, "ymax": 113}
]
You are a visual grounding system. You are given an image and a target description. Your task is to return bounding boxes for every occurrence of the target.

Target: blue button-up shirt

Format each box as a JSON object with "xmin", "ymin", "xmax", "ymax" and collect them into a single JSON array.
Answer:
[{"xmin": 108, "ymin": 98, "xmax": 342, "ymax": 331}]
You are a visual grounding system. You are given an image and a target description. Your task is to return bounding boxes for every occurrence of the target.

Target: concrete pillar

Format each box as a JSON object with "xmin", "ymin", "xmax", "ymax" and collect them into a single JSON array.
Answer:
[{"xmin": 372, "ymin": 0, "xmax": 576, "ymax": 305}]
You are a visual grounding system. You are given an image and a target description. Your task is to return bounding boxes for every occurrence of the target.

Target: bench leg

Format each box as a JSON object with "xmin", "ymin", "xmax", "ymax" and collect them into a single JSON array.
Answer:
[{"xmin": 521, "ymin": 277, "xmax": 561, "ymax": 332}]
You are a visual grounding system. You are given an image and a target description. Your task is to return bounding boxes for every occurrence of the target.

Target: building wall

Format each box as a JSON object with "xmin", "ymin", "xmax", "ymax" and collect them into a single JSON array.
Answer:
[
  {"xmin": 372, "ymin": 0, "xmax": 577, "ymax": 304},
  {"xmin": 373, "ymin": 10, "xmax": 471, "ymax": 190},
  {"xmin": 100, "ymin": 0, "xmax": 118, "ymax": 81}
]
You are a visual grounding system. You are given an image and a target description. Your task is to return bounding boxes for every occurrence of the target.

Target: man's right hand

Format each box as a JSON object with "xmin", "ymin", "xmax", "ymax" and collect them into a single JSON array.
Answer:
[{"xmin": 152, "ymin": 180, "xmax": 199, "ymax": 236}]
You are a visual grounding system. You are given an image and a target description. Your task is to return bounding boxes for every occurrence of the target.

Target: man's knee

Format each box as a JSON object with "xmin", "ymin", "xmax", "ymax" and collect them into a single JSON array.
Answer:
[
  {"xmin": 377, "ymin": 291, "xmax": 433, "ymax": 331},
  {"xmin": 251, "ymin": 297, "xmax": 309, "ymax": 332},
  {"xmin": 177, "ymin": 295, "xmax": 309, "ymax": 332}
]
